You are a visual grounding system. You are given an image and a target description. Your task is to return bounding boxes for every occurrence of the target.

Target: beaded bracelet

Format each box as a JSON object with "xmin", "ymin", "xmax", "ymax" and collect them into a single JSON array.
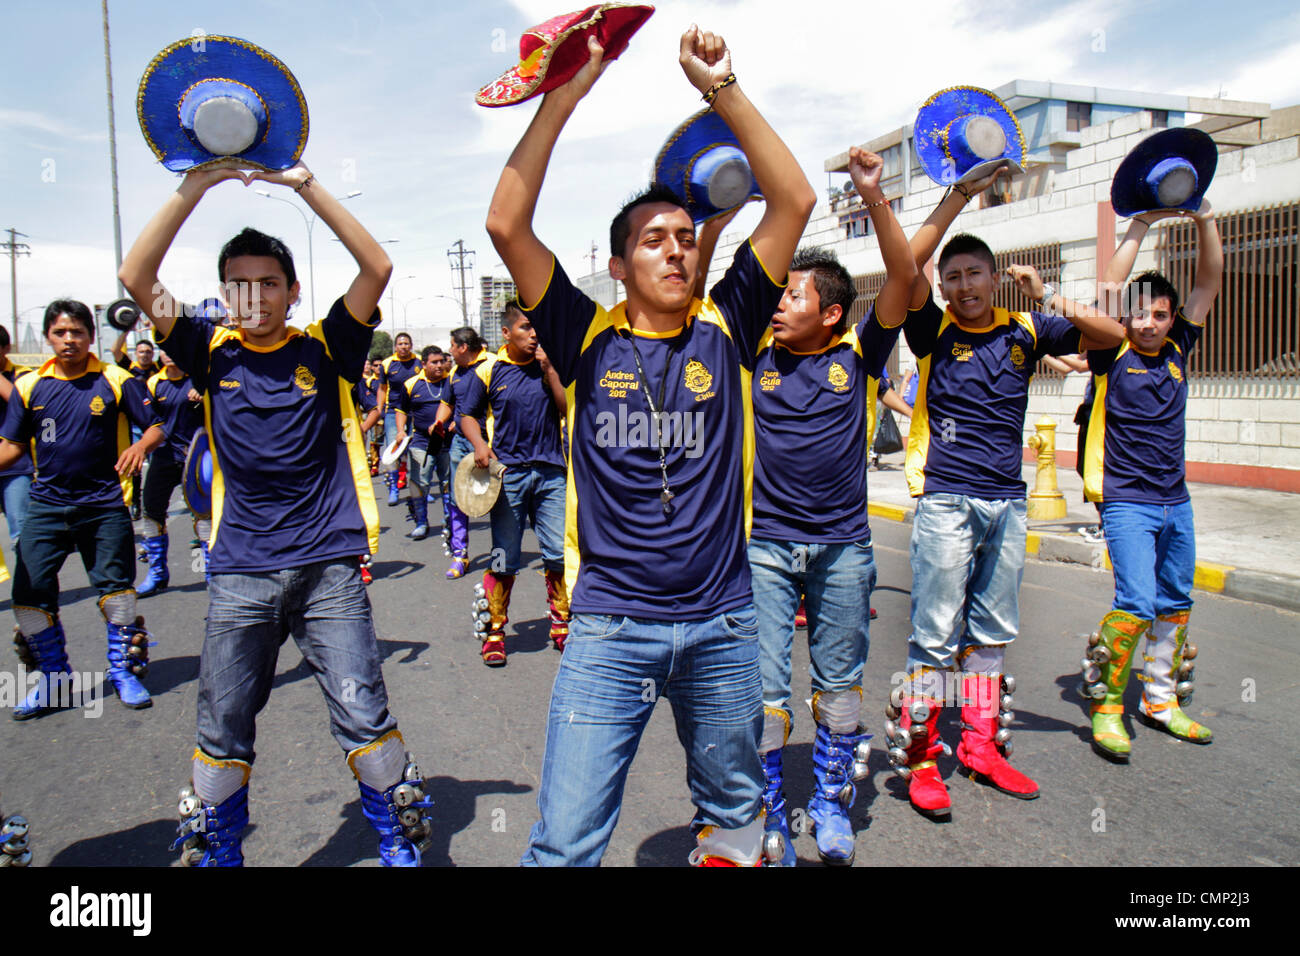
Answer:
[
  {"xmin": 702, "ymin": 73, "xmax": 736, "ymax": 104},
  {"xmin": 293, "ymin": 175, "xmax": 315, "ymax": 194}
]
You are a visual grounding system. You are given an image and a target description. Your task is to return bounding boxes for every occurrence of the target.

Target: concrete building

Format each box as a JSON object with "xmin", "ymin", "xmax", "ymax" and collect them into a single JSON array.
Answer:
[
  {"xmin": 478, "ymin": 275, "xmax": 517, "ymax": 352},
  {"xmin": 706, "ymin": 81, "xmax": 1300, "ymax": 492}
]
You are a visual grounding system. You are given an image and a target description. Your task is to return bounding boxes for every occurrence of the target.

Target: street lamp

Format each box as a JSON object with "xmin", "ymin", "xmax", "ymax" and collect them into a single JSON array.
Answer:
[
  {"xmin": 389, "ymin": 274, "xmax": 417, "ymax": 326},
  {"xmin": 255, "ymin": 188, "xmax": 362, "ymax": 319},
  {"xmin": 402, "ymin": 296, "xmax": 424, "ymax": 332},
  {"xmin": 431, "ymin": 294, "xmax": 468, "ymax": 322}
]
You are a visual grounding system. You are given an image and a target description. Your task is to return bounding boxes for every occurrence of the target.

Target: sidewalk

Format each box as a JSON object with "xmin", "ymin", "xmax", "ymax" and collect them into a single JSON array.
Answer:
[{"xmin": 867, "ymin": 452, "xmax": 1300, "ymax": 613}]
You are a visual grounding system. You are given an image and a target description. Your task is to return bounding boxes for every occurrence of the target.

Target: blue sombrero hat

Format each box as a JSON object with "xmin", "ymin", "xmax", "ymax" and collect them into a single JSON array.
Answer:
[
  {"xmin": 654, "ymin": 109, "xmax": 763, "ymax": 225},
  {"xmin": 183, "ymin": 431, "xmax": 213, "ymax": 520},
  {"xmin": 137, "ymin": 36, "xmax": 308, "ymax": 173},
  {"xmin": 914, "ymin": 86, "xmax": 1026, "ymax": 187},
  {"xmin": 1111, "ymin": 127, "xmax": 1216, "ymax": 218}
]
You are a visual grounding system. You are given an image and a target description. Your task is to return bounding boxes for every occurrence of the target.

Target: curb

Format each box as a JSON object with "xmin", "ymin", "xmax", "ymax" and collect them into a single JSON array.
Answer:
[{"xmin": 867, "ymin": 501, "xmax": 1300, "ymax": 614}]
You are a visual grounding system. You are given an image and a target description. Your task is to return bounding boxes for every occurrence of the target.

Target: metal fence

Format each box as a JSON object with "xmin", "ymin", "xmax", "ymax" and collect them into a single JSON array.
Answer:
[{"xmin": 1158, "ymin": 200, "xmax": 1299, "ymax": 377}]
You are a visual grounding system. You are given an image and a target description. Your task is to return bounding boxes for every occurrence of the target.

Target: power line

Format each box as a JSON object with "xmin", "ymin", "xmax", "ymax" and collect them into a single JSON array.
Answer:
[
  {"xmin": 446, "ymin": 239, "xmax": 475, "ymax": 325},
  {"xmin": 2, "ymin": 228, "xmax": 32, "ymax": 342}
]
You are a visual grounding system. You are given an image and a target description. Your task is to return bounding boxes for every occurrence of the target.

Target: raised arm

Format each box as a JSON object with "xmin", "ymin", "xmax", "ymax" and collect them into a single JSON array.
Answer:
[
  {"xmin": 119, "ymin": 167, "xmax": 245, "ymax": 339},
  {"xmin": 680, "ymin": 27, "xmax": 815, "ymax": 279},
  {"xmin": 111, "ymin": 329, "xmax": 129, "ymax": 365},
  {"xmin": 1007, "ymin": 264, "xmax": 1125, "ymax": 350},
  {"xmin": 1183, "ymin": 202, "xmax": 1222, "ymax": 326},
  {"xmin": 485, "ymin": 36, "xmax": 610, "ymax": 309},
  {"xmin": 248, "ymin": 162, "xmax": 391, "ymax": 320},
  {"xmin": 848, "ymin": 147, "xmax": 916, "ymax": 327},
  {"xmin": 906, "ymin": 168, "xmax": 1009, "ymax": 308},
  {"xmin": 692, "ymin": 204, "xmax": 743, "ymax": 301}
]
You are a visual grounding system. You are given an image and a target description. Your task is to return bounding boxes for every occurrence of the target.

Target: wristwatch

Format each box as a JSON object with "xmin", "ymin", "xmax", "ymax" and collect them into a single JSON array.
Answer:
[{"xmin": 1038, "ymin": 283, "xmax": 1056, "ymax": 311}]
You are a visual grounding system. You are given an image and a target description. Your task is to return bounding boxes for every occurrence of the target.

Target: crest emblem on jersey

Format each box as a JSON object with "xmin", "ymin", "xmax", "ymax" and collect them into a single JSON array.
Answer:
[
  {"xmin": 89, "ymin": 395, "xmax": 106, "ymax": 416},
  {"xmin": 1010, "ymin": 344, "xmax": 1026, "ymax": 369},
  {"xmin": 683, "ymin": 359, "xmax": 713, "ymax": 394},
  {"xmin": 294, "ymin": 364, "xmax": 317, "ymax": 394},
  {"xmin": 827, "ymin": 362, "xmax": 850, "ymax": 392},
  {"xmin": 1168, "ymin": 360, "xmax": 1183, "ymax": 383}
]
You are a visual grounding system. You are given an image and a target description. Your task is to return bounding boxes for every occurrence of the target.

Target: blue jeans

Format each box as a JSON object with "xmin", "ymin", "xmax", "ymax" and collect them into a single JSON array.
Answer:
[
  {"xmin": 521, "ymin": 606, "xmax": 763, "ymax": 866},
  {"xmin": 489, "ymin": 463, "xmax": 566, "ymax": 575},
  {"xmin": 0, "ymin": 473, "xmax": 32, "ymax": 543},
  {"xmin": 447, "ymin": 434, "xmax": 473, "ymax": 509},
  {"xmin": 408, "ymin": 444, "xmax": 450, "ymax": 497},
  {"xmin": 1101, "ymin": 499, "xmax": 1195, "ymax": 620},
  {"xmin": 748, "ymin": 537, "xmax": 876, "ymax": 724},
  {"xmin": 908, "ymin": 493, "xmax": 1026, "ymax": 671},
  {"xmin": 196, "ymin": 558, "xmax": 397, "ymax": 763},
  {"xmin": 12, "ymin": 500, "xmax": 135, "ymax": 614}
]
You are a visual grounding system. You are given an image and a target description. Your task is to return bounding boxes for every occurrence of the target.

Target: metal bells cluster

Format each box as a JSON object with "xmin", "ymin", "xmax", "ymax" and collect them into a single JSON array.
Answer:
[
  {"xmin": 882, "ymin": 684, "xmax": 950, "ymax": 783},
  {"xmin": 1078, "ymin": 631, "xmax": 1110, "ymax": 701},
  {"xmin": 13, "ymin": 627, "xmax": 35, "ymax": 670},
  {"xmin": 992, "ymin": 674, "xmax": 1017, "ymax": 757},
  {"xmin": 472, "ymin": 583, "xmax": 490, "ymax": 637},
  {"xmin": 119, "ymin": 627, "xmax": 151, "ymax": 678},
  {"xmin": 1173, "ymin": 641, "xmax": 1198, "ymax": 703},
  {"xmin": 175, "ymin": 786, "xmax": 211, "ymax": 866},
  {"xmin": 442, "ymin": 523, "xmax": 453, "ymax": 558},
  {"xmin": 392, "ymin": 752, "xmax": 435, "ymax": 853},
  {"xmin": 0, "ymin": 800, "xmax": 32, "ymax": 868}
]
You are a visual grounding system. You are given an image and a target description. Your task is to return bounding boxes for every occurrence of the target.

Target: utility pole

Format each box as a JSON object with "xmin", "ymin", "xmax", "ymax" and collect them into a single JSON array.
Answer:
[
  {"xmin": 102, "ymin": 0, "xmax": 125, "ymax": 297},
  {"xmin": 447, "ymin": 239, "xmax": 475, "ymax": 326},
  {"xmin": 3, "ymin": 229, "xmax": 31, "ymax": 341},
  {"xmin": 589, "ymin": 241, "xmax": 598, "ymax": 278}
]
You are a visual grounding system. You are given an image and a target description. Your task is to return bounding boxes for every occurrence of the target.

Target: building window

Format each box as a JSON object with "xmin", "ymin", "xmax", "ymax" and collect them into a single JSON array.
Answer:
[
  {"xmin": 1066, "ymin": 101, "xmax": 1092, "ymax": 132},
  {"xmin": 1150, "ymin": 109, "xmax": 1168, "ymax": 128}
]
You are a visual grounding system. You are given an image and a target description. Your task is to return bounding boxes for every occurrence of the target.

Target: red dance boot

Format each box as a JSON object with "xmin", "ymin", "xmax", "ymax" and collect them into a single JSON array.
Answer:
[
  {"xmin": 794, "ymin": 598, "xmax": 807, "ymax": 630},
  {"xmin": 476, "ymin": 572, "xmax": 514, "ymax": 667},
  {"xmin": 544, "ymin": 569, "xmax": 570, "ymax": 651},
  {"xmin": 397, "ymin": 459, "xmax": 408, "ymax": 490},
  {"xmin": 358, "ymin": 554, "xmax": 373, "ymax": 585},
  {"xmin": 884, "ymin": 671, "xmax": 950, "ymax": 820},
  {"xmin": 955, "ymin": 671, "xmax": 1039, "ymax": 800}
]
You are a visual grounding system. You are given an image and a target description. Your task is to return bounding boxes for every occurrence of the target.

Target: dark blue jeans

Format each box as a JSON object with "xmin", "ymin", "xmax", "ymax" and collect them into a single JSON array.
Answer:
[
  {"xmin": 197, "ymin": 558, "xmax": 398, "ymax": 763},
  {"xmin": 12, "ymin": 499, "xmax": 135, "ymax": 613}
]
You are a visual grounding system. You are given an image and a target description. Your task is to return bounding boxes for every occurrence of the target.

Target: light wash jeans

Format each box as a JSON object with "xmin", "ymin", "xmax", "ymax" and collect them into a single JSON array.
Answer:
[
  {"xmin": 747, "ymin": 537, "xmax": 876, "ymax": 725},
  {"xmin": 1101, "ymin": 499, "xmax": 1195, "ymax": 620},
  {"xmin": 521, "ymin": 605, "xmax": 763, "ymax": 866},
  {"xmin": 489, "ymin": 463, "xmax": 566, "ymax": 575},
  {"xmin": 196, "ymin": 558, "xmax": 397, "ymax": 763},
  {"xmin": 0, "ymin": 473, "xmax": 31, "ymax": 543},
  {"xmin": 907, "ymin": 493, "xmax": 1026, "ymax": 672}
]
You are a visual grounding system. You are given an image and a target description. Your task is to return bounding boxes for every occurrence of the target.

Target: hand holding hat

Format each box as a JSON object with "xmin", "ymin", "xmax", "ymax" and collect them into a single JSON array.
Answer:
[{"xmin": 1110, "ymin": 127, "xmax": 1217, "ymax": 218}]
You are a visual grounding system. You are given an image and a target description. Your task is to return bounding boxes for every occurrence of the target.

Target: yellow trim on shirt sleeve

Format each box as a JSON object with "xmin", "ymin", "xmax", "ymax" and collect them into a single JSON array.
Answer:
[
  {"xmin": 747, "ymin": 239, "xmax": 787, "ymax": 289},
  {"xmin": 519, "ymin": 256, "xmax": 557, "ymax": 312}
]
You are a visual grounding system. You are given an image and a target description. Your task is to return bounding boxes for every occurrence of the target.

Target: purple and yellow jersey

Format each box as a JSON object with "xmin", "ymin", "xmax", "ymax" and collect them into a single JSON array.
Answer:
[
  {"xmin": 524, "ymin": 241, "xmax": 783, "ymax": 621},
  {"xmin": 904, "ymin": 298, "xmax": 1082, "ymax": 499},
  {"xmin": 357, "ymin": 373, "xmax": 381, "ymax": 415},
  {"xmin": 443, "ymin": 352, "xmax": 498, "ymax": 433},
  {"xmin": 1084, "ymin": 310, "xmax": 1201, "ymax": 505},
  {"xmin": 0, "ymin": 356, "xmax": 160, "ymax": 508},
  {"xmin": 117, "ymin": 355, "xmax": 161, "ymax": 383},
  {"xmin": 146, "ymin": 370, "xmax": 203, "ymax": 466},
  {"xmin": 379, "ymin": 354, "xmax": 419, "ymax": 410},
  {"xmin": 155, "ymin": 297, "xmax": 381, "ymax": 572},
  {"xmin": 396, "ymin": 371, "xmax": 452, "ymax": 453},
  {"xmin": 0, "ymin": 358, "xmax": 34, "ymax": 478},
  {"xmin": 752, "ymin": 307, "xmax": 902, "ymax": 543},
  {"xmin": 460, "ymin": 348, "xmax": 564, "ymax": 469}
]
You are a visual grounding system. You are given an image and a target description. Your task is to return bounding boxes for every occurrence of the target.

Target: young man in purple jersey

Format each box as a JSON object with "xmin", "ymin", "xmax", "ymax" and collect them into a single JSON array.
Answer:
[
  {"xmin": 1082, "ymin": 201, "xmax": 1221, "ymax": 762},
  {"xmin": 121, "ymin": 160, "xmax": 435, "ymax": 867},
  {"xmin": 487, "ymin": 25, "xmax": 814, "ymax": 866},
  {"xmin": 886, "ymin": 173, "xmax": 1126, "ymax": 820}
]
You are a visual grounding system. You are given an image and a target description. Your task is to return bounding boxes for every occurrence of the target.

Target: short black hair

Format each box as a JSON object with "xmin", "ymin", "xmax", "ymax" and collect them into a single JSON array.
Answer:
[
  {"xmin": 501, "ymin": 299, "xmax": 527, "ymax": 329},
  {"xmin": 421, "ymin": 344, "xmax": 444, "ymax": 362},
  {"xmin": 1124, "ymin": 270, "xmax": 1180, "ymax": 318},
  {"xmin": 789, "ymin": 247, "xmax": 857, "ymax": 334},
  {"xmin": 938, "ymin": 233, "xmax": 997, "ymax": 276},
  {"xmin": 610, "ymin": 182, "xmax": 689, "ymax": 259},
  {"xmin": 218, "ymin": 227, "xmax": 297, "ymax": 286},
  {"xmin": 0, "ymin": 326, "xmax": 11, "ymax": 348},
  {"xmin": 450, "ymin": 326, "xmax": 482, "ymax": 351},
  {"xmin": 44, "ymin": 299, "xmax": 95, "ymax": 339},
  {"xmin": 395, "ymin": 332, "xmax": 413, "ymax": 345}
]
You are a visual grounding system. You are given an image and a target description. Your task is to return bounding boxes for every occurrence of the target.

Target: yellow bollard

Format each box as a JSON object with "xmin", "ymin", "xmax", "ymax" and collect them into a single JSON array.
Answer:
[{"xmin": 1026, "ymin": 416, "xmax": 1068, "ymax": 521}]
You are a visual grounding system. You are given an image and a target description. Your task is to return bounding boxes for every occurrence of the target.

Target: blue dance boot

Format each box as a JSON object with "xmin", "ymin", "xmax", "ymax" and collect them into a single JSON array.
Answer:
[
  {"xmin": 12, "ymin": 609, "xmax": 73, "ymax": 721},
  {"xmin": 385, "ymin": 470, "xmax": 400, "ymax": 506},
  {"xmin": 807, "ymin": 723, "xmax": 871, "ymax": 866},
  {"xmin": 405, "ymin": 496, "xmax": 429, "ymax": 540},
  {"xmin": 173, "ymin": 785, "xmax": 249, "ymax": 866},
  {"xmin": 137, "ymin": 534, "xmax": 169, "ymax": 597},
  {"xmin": 102, "ymin": 591, "xmax": 154, "ymax": 710},
  {"xmin": 759, "ymin": 748, "xmax": 797, "ymax": 867}
]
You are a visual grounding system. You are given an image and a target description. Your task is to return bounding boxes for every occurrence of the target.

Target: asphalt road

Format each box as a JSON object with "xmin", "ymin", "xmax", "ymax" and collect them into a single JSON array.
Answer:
[{"xmin": 2, "ymin": 480, "xmax": 1297, "ymax": 868}]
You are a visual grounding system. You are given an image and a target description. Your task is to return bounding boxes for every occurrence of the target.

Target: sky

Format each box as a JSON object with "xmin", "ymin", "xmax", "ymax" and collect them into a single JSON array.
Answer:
[{"xmin": 2, "ymin": 0, "xmax": 1299, "ymax": 352}]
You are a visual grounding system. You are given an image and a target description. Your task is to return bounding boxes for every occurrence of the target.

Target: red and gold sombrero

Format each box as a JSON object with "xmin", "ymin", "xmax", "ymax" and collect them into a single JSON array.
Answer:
[{"xmin": 476, "ymin": 3, "xmax": 655, "ymax": 108}]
